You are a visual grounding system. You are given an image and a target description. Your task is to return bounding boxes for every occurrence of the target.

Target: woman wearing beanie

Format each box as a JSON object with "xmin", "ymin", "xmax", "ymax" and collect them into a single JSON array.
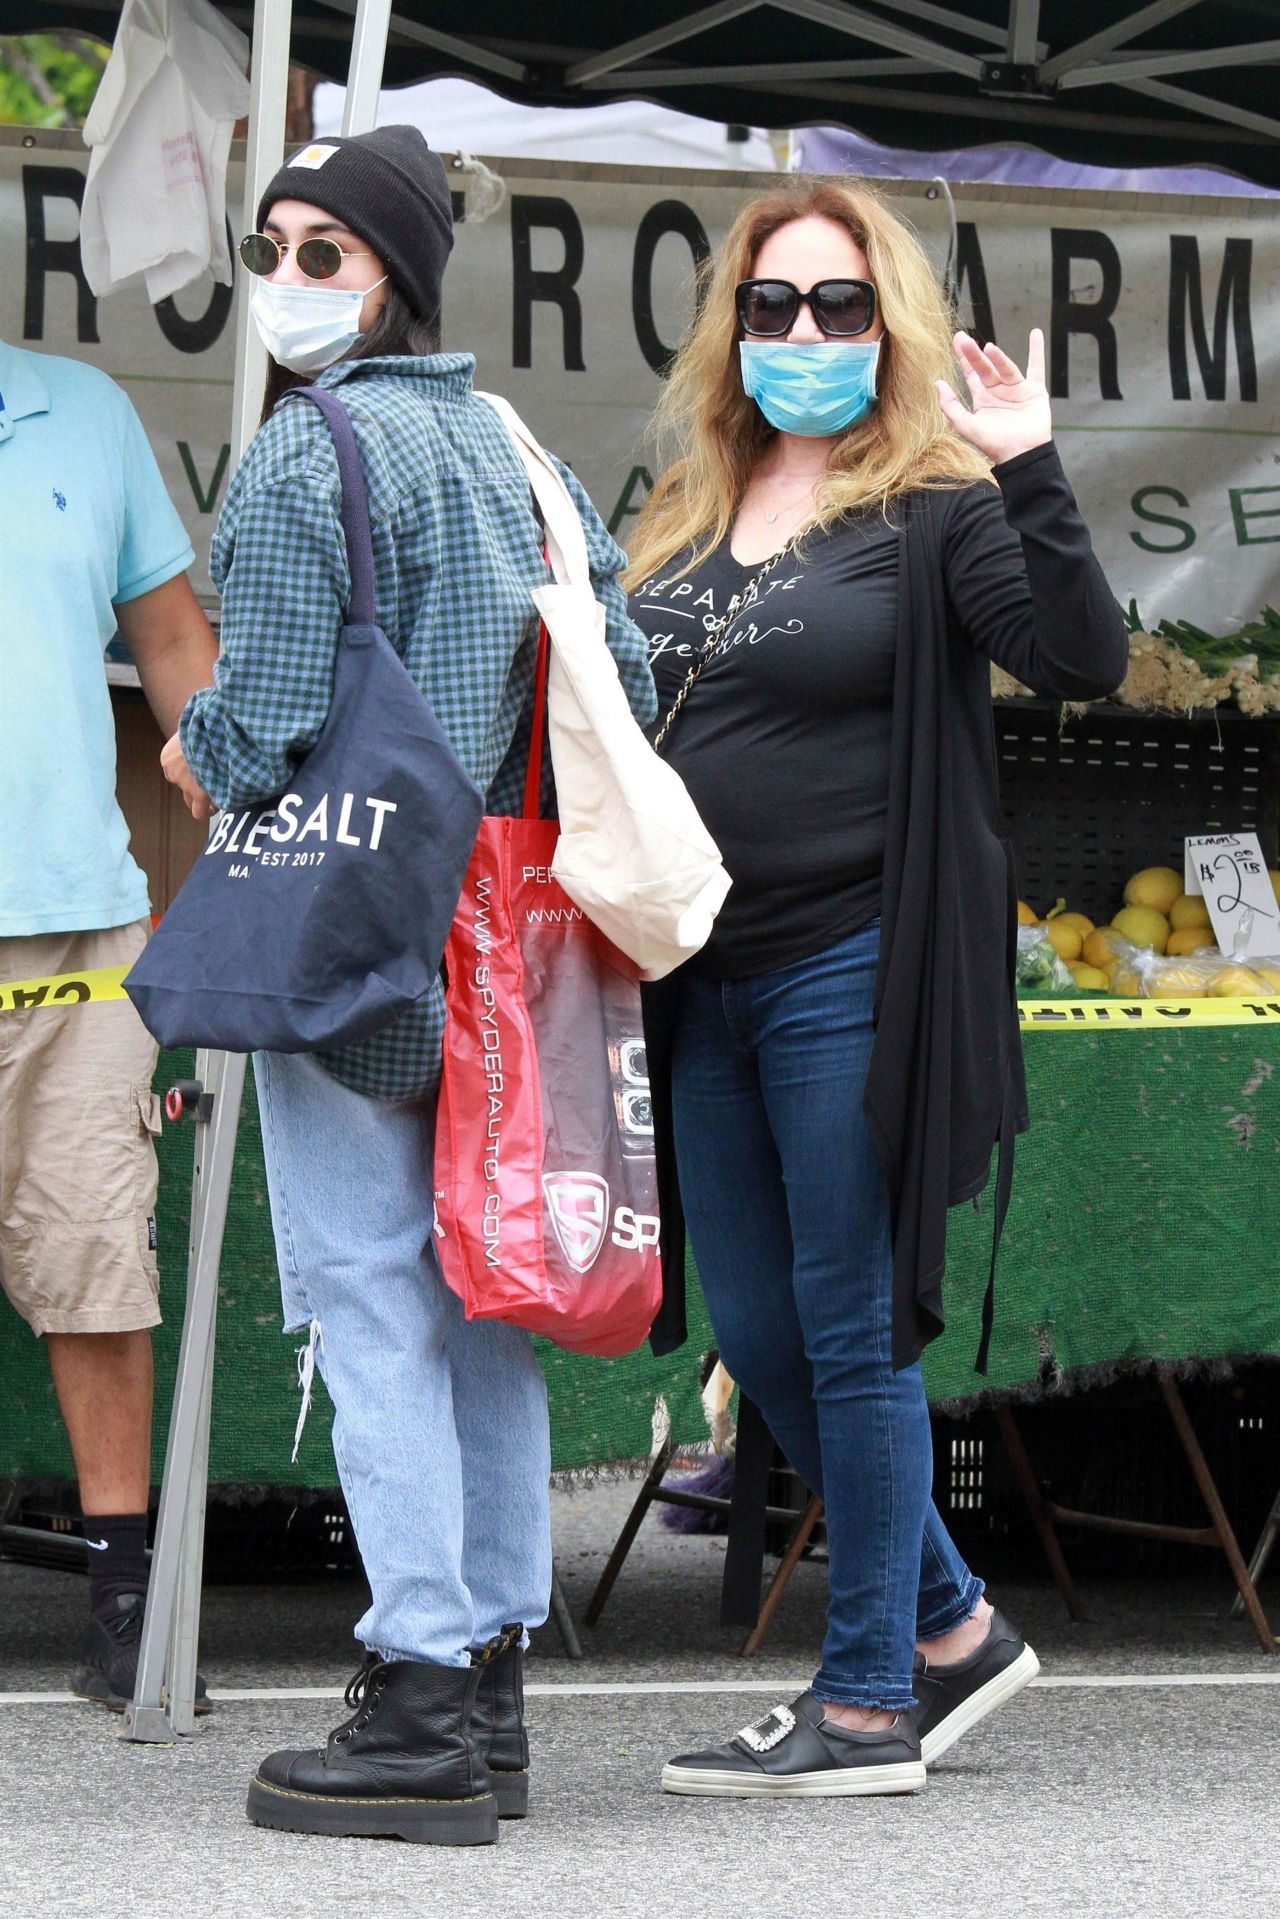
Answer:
[{"xmin": 162, "ymin": 126, "xmax": 656, "ymax": 1845}]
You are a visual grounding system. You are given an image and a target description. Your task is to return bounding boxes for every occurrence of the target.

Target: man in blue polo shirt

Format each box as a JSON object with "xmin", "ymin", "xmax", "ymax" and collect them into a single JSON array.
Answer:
[{"xmin": 0, "ymin": 339, "xmax": 217, "ymax": 1708}]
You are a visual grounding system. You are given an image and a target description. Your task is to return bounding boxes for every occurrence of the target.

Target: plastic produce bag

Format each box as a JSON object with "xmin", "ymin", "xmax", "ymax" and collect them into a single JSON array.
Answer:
[
  {"xmin": 1112, "ymin": 942, "xmax": 1280, "ymax": 999},
  {"xmin": 1015, "ymin": 924, "xmax": 1075, "ymax": 992}
]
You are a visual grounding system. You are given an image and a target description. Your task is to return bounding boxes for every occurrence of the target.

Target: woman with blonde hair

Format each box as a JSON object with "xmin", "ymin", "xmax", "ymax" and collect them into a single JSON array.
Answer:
[{"xmin": 630, "ymin": 177, "xmax": 1125, "ymax": 1797}]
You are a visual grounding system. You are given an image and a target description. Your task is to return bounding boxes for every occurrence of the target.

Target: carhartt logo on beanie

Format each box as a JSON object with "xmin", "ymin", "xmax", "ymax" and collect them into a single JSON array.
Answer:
[{"xmin": 256, "ymin": 125, "xmax": 453, "ymax": 325}]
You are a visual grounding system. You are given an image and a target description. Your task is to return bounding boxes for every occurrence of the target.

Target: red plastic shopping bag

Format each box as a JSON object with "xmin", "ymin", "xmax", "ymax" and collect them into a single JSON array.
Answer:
[{"xmin": 434, "ymin": 814, "xmax": 662, "ymax": 1356}]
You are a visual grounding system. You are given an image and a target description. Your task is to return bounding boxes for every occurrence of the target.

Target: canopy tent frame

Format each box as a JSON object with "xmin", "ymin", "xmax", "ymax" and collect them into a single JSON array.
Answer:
[
  {"xmin": 19, "ymin": 0, "xmax": 1280, "ymax": 176},
  {"xmin": 551, "ymin": 1, "xmax": 1280, "ymax": 150},
  {"xmin": 315, "ymin": 0, "xmax": 526, "ymax": 83}
]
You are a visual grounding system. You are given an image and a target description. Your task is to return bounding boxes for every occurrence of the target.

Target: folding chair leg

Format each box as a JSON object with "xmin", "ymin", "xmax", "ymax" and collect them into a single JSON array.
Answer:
[
  {"xmin": 994, "ymin": 1400, "xmax": 1087, "ymax": 1622},
  {"xmin": 739, "ymin": 1496, "xmax": 823, "ymax": 1658},
  {"xmin": 1231, "ymin": 1485, "xmax": 1280, "ymax": 1621},
  {"xmin": 1158, "ymin": 1378, "xmax": 1275, "ymax": 1655},
  {"xmin": 583, "ymin": 1439, "xmax": 675, "ymax": 1627},
  {"xmin": 548, "ymin": 1565, "xmax": 583, "ymax": 1660}
]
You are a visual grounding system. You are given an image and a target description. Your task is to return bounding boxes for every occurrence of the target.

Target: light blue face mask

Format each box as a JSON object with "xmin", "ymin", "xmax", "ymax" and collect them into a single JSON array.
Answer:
[{"xmin": 739, "ymin": 340, "xmax": 881, "ymax": 437}]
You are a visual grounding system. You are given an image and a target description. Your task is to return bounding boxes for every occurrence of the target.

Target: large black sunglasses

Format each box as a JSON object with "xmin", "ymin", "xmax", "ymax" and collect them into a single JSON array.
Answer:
[{"xmin": 735, "ymin": 278, "xmax": 878, "ymax": 339}]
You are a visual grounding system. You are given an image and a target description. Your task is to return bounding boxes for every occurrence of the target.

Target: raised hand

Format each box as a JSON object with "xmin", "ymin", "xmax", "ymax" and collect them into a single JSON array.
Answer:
[{"xmin": 937, "ymin": 327, "xmax": 1053, "ymax": 465}]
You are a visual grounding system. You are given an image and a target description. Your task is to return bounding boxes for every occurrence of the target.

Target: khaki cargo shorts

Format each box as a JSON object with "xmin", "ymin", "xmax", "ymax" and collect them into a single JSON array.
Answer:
[{"xmin": 0, "ymin": 920, "xmax": 163, "ymax": 1336}]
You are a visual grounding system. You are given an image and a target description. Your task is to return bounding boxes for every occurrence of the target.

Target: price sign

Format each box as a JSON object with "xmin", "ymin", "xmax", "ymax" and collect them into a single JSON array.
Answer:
[{"xmin": 1184, "ymin": 833, "xmax": 1279, "ymax": 961}]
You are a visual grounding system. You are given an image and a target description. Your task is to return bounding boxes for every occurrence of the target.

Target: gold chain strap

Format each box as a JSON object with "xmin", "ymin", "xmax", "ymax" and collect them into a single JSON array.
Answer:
[{"xmin": 653, "ymin": 538, "xmax": 797, "ymax": 753}]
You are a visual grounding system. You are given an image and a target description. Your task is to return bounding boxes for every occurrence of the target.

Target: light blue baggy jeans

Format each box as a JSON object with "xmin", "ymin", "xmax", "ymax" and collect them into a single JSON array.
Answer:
[{"xmin": 253, "ymin": 1049, "xmax": 553, "ymax": 1666}]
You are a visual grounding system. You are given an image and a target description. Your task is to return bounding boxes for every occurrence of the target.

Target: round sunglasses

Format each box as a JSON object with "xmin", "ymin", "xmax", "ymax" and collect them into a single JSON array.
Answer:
[
  {"xmin": 735, "ymin": 277, "xmax": 878, "ymax": 339},
  {"xmin": 238, "ymin": 232, "xmax": 374, "ymax": 281}
]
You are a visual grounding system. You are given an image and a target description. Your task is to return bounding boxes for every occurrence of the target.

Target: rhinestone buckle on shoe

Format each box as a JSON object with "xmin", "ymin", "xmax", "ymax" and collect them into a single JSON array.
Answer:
[{"xmin": 737, "ymin": 1704, "xmax": 797, "ymax": 1753}]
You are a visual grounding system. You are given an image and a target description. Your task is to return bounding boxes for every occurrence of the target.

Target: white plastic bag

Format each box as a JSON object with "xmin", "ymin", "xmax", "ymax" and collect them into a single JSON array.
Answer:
[
  {"xmin": 81, "ymin": 0, "xmax": 249, "ymax": 301},
  {"xmin": 480, "ymin": 392, "xmax": 731, "ymax": 981}
]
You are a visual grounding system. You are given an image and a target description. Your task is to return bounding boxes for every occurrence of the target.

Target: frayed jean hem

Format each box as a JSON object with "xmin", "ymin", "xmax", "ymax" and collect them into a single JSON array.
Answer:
[
  {"xmin": 811, "ymin": 1675, "xmax": 918, "ymax": 1713},
  {"xmin": 917, "ymin": 1574, "xmax": 986, "ymax": 1642}
]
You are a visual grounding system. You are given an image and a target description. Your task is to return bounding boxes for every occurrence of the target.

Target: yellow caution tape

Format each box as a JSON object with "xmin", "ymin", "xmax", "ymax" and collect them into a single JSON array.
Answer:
[
  {"xmin": 3, "ymin": 973, "xmax": 1277, "ymax": 1029},
  {"xmin": 0, "ymin": 965, "xmax": 131, "ymax": 1014},
  {"xmin": 1019, "ymin": 997, "xmax": 1280, "ymax": 1028}
]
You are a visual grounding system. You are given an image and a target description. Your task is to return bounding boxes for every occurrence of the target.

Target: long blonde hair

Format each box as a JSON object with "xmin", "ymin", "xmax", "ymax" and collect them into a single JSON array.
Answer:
[{"xmin": 623, "ymin": 176, "xmax": 990, "ymax": 589}]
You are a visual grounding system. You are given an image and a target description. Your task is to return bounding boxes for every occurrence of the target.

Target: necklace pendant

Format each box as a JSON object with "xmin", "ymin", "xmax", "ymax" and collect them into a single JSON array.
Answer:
[{"xmin": 763, "ymin": 508, "xmax": 777, "ymax": 523}]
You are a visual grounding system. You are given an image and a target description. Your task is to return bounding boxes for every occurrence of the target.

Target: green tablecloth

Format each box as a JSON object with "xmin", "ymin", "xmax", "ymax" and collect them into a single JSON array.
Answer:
[{"xmin": 3, "ymin": 1028, "xmax": 1278, "ymax": 1484}]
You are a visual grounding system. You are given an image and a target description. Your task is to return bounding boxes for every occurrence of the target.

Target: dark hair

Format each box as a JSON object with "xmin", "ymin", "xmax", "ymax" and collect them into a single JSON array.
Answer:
[{"xmin": 260, "ymin": 281, "xmax": 442, "ymax": 422}]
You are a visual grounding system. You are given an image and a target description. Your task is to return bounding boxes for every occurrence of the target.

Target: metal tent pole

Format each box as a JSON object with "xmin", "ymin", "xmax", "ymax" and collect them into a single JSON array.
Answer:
[
  {"xmin": 124, "ymin": 1059, "xmax": 245, "ymax": 1739},
  {"xmin": 340, "ymin": 0, "xmax": 394, "ymax": 133},
  {"xmin": 230, "ymin": 0, "xmax": 296, "ymax": 461},
  {"xmin": 124, "ymin": 0, "xmax": 295, "ymax": 1744}
]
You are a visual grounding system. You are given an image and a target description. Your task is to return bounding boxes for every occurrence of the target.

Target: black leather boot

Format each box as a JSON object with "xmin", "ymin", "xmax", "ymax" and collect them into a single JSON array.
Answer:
[
  {"xmin": 247, "ymin": 1656, "xmax": 498, "ymax": 1844},
  {"xmin": 471, "ymin": 1625, "xmax": 529, "ymax": 1818}
]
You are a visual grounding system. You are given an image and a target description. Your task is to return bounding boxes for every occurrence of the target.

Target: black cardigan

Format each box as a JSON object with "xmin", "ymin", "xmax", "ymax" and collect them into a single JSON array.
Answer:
[{"xmin": 643, "ymin": 441, "xmax": 1129, "ymax": 1372}]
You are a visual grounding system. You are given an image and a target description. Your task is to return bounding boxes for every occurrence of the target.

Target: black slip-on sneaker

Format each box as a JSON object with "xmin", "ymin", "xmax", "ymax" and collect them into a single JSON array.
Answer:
[
  {"xmin": 72, "ymin": 1593, "xmax": 211, "ymax": 1715},
  {"xmin": 661, "ymin": 1693, "xmax": 925, "ymax": 1798},
  {"xmin": 913, "ymin": 1608, "xmax": 1040, "ymax": 1764}
]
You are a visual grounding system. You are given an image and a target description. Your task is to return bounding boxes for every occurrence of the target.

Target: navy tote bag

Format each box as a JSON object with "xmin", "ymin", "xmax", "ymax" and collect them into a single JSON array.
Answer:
[{"xmin": 125, "ymin": 386, "xmax": 484, "ymax": 1054}]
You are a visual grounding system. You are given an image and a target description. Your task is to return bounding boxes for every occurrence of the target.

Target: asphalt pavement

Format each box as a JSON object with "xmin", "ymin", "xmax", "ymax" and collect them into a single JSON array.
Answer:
[{"xmin": 1, "ymin": 1479, "xmax": 1277, "ymax": 1919}]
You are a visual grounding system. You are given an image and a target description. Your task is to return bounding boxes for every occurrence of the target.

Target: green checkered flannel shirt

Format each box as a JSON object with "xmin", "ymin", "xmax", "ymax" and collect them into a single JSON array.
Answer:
[{"xmin": 180, "ymin": 352, "xmax": 656, "ymax": 1101}]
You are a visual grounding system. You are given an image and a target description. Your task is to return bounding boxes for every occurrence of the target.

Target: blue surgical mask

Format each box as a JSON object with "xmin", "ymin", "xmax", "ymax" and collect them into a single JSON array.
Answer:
[
  {"xmin": 739, "ymin": 340, "xmax": 881, "ymax": 437},
  {"xmin": 251, "ymin": 276, "xmax": 387, "ymax": 375}
]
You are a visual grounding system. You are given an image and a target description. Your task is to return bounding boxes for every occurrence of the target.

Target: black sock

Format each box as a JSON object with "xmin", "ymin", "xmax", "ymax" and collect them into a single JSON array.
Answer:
[{"xmin": 84, "ymin": 1512, "xmax": 149, "ymax": 1617}]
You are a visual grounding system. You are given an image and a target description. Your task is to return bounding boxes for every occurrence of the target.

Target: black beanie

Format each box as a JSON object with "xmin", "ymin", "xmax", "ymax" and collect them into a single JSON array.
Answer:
[{"xmin": 256, "ymin": 126, "xmax": 454, "ymax": 325}]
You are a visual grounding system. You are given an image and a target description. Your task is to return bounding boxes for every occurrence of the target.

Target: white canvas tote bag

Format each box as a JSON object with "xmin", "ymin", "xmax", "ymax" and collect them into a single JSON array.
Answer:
[{"xmin": 479, "ymin": 392, "xmax": 731, "ymax": 981}]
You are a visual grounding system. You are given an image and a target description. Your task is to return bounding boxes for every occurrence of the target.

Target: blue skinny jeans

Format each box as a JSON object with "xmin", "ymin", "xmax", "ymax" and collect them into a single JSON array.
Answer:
[{"xmin": 669, "ymin": 923, "xmax": 983, "ymax": 1710}]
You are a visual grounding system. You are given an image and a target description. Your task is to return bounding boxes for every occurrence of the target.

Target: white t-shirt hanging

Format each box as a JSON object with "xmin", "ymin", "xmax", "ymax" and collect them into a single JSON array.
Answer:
[{"xmin": 80, "ymin": 0, "xmax": 250, "ymax": 303}]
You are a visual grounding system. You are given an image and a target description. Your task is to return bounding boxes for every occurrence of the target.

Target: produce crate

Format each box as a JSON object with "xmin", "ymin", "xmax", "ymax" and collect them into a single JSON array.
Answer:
[
  {"xmin": 763, "ymin": 1369, "xmax": 1280, "ymax": 1579},
  {"xmin": 933, "ymin": 1364, "xmax": 1280, "ymax": 1579},
  {"xmin": 993, "ymin": 698, "xmax": 1280, "ymax": 921}
]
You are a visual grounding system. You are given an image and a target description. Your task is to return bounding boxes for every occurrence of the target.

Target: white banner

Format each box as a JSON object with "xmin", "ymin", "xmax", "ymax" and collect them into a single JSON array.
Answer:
[{"xmin": 3, "ymin": 130, "xmax": 1278, "ymax": 630}]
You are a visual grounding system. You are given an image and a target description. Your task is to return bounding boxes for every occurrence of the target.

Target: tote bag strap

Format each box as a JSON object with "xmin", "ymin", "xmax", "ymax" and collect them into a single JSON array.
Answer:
[
  {"xmin": 476, "ymin": 393, "xmax": 575, "ymax": 823},
  {"xmin": 522, "ymin": 605, "xmax": 551, "ymax": 822},
  {"xmin": 282, "ymin": 385, "xmax": 377, "ymax": 627},
  {"xmin": 475, "ymin": 390, "xmax": 591, "ymax": 591}
]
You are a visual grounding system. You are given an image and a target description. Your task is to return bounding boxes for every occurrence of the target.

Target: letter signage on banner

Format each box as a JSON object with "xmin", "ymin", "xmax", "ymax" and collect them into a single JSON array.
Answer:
[{"xmin": 3, "ymin": 131, "xmax": 1276, "ymax": 634}]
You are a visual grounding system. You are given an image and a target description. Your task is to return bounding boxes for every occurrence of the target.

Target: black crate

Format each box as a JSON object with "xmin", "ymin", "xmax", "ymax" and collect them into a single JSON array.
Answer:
[
  {"xmin": 761, "ymin": 1369, "xmax": 1280, "ymax": 1583},
  {"xmin": 0, "ymin": 1486, "xmax": 362, "ymax": 1582},
  {"xmin": 932, "ymin": 1365, "xmax": 1280, "ymax": 1581},
  {"xmin": 993, "ymin": 698, "xmax": 1280, "ymax": 922}
]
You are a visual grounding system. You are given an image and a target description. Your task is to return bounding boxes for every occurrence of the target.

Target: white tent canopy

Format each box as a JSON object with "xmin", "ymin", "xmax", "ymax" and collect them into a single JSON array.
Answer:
[{"xmin": 313, "ymin": 73, "xmax": 784, "ymax": 170}]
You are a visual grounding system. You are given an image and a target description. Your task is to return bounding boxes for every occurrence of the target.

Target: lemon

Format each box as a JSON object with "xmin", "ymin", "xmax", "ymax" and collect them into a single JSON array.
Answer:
[
  {"xmin": 1055, "ymin": 911, "xmax": 1095, "ymax": 941},
  {"xmin": 1067, "ymin": 962, "xmax": 1110, "ymax": 990},
  {"xmin": 1169, "ymin": 893, "xmax": 1212, "ymax": 931},
  {"xmin": 1016, "ymin": 900, "xmax": 1039, "ymax": 926},
  {"xmin": 1110, "ymin": 966, "xmax": 1144, "ymax": 997},
  {"xmin": 1044, "ymin": 920, "xmax": 1083, "ymax": 962},
  {"xmin": 1124, "ymin": 866, "xmax": 1182, "ymax": 916},
  {"xmin": 1082, "ymin": 927, "xmax": 1127, "ymax": 970},
  {"xmin": 1254, "ymin": 964, "xmax": 1280, "ymax": 993},
  {"xmin": 1165, "ymin": 928, "xmax": 1217, "ymax": 957},
  {"xmin": 1111, "ymin": 905, "xmax": 1170, "ymax": 954},
  {"xmin": 1210, "ymin": 965, "xmax": 1267, "ymax": 997}
]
